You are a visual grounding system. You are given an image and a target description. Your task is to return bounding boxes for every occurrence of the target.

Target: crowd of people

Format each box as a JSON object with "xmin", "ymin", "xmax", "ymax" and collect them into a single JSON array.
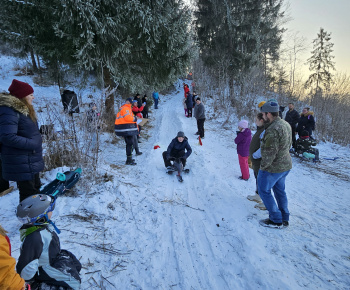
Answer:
[{"xmin": 0, "ymin": 77, "xmax": 319, "ymax": 288}]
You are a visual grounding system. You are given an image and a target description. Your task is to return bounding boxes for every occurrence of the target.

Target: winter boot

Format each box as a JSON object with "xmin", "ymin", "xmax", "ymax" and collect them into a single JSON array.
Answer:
[
  {"xmin": 247, "ymin": 193, "xmax": 262, "ymax": 203},
  {"xmin": 259, "ymin": 218, "xmax": 283, "ymax": 229},
  {"xmin": 254, "ymin": 203, "xmax": 266, "ymax": 210},
  {"xmin": 125, "ymin": 156, "xmax": 137, "ymax": 165}
]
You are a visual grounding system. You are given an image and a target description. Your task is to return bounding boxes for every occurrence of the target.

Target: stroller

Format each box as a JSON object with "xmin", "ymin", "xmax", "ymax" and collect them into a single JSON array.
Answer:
[{"xmin": 291, "ymin": 130, "xmax": 320, "ymax": 162}]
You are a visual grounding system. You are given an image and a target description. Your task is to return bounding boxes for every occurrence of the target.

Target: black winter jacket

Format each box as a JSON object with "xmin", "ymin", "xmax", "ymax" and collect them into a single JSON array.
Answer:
[
  {"xmin": 166, "ymin": 137, "xmax": 192, "ymax": 159},
  {"xmin": 0, "ymin": 94, "xmax": 44, "ymax": 181},
  {"xmin": 285, "ymin": 109, "xmax": 300, "ymax": 128}
]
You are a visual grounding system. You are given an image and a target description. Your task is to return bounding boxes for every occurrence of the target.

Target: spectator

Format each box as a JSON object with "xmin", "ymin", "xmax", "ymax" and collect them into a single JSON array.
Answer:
[
  {"xmin": 248, "ymin": 113, "xmax": 265, "ymax": 205},
  {"xmin": 152, "ymin": 92, "xmax": 159, "ymax": 109},
  {"xmin": 285, "ymin": 103, "xmax": 300, "ymax": 148},
  {"xmin": 0, "ymin": 223, "xmax": 26, "ymax": 289},
  {"xmin": 194, "ymin": 97, "xmax": 206, "ymax": 138},
  {"xmin": 185, "ymin": 92, "xmax": 193, "ymax": 117},
  {"xmin": 115, "ymin": 97, "xmax": 139, "ymax": 165},
  {"xmin": 182, "ymin": 96, "xmax": 188, "ymax": 117},
  {"xmin": 16, "ymin": 194, "xmax": 81, "ymax": 289},
  {"xmin": 234, "ymin": 120, "xmax": 252, "ymax": 181},
  {"xmin": 141, "ymin": 95, "xmax": 149, "ymax": 118},
  {"xmin": 0, "ymin": 79, "xmax": 44, "ymax": 202},
  {"xmin": 133, "ymin": 93, "xmax": 142, "ymax": 108},
  {"xmin": 258, "ymin": 101, "xmax": 292, "ymax": 228},
  {"xmin": 297, "ymin": 107, "xmax": 315, "ymax": 138}
]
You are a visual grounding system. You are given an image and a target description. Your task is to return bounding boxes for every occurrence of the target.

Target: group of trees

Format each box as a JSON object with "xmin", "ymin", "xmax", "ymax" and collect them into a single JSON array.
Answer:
[
  {"xmin": 1, "ymin": 0, "xmax": 348, "ymax": 144},
  {"xmin": 0, "ymin": 0, "xmax": 194, "ymax": 93}
]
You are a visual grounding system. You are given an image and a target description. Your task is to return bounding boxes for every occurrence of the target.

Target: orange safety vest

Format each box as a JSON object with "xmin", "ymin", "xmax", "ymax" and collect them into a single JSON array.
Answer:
[{"xmin": 114, "ymin": 104, "xmax": 138, "ymax": 136}]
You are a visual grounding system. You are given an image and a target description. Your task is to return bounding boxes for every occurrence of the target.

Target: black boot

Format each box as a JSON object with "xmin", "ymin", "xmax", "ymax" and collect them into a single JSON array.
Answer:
[{"xmin": 125, "ymin": 156, "xmax": 137, "ymax": 165}]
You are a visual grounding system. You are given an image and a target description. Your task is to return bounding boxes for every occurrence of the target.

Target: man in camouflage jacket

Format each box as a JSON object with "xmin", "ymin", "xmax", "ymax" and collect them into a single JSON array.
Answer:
[{"xmin": 258, "ymin": 101, "xmax": 292, "ymax": 228}]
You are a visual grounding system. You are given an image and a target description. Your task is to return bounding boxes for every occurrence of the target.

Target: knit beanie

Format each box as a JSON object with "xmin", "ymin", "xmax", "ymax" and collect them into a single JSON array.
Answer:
[
  {"xmin": 177, "ymin": 131, "xmax": 185, "ymax": 138},
  {"xmin": 238, "ymin": 120, "xmax": 249, "ymax": 129},
  {"xmin": 261, "ymin": 101, "xmax": 279, "ymax": 113},
  {"xmin": 8, "ymin": 79, "xmax": 34, "ymax": 99}
]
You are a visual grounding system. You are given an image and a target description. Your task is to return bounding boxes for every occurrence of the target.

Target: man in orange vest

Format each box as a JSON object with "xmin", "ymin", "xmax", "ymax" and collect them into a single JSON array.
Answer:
[{"xmin": 115, "ymin": 98, "xmax": 139, "ymax": 165}]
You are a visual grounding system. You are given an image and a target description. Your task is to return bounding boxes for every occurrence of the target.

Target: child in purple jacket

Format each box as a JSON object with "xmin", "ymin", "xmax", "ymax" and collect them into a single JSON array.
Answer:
[{"xmin": 234, "ymin": 120, "xmax": 252, "ymax": 180}]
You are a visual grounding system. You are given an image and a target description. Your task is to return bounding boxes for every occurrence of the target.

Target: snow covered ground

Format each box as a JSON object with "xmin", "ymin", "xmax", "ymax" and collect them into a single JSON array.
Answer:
[{"xmin": 1, "ymin": 55, "xmax": 350, "ymax": 289}]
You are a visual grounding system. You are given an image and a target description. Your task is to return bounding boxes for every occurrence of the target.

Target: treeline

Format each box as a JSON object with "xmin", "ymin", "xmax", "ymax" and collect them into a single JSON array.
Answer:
[{"xmin": 191, "ymin": 1, "xmax": 350, "ymax": 145}]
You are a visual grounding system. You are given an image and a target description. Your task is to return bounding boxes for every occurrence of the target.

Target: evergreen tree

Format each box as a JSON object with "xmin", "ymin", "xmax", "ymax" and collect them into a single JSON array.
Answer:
[
  {"xmin": 305, "ymin": 28, "xmax": 335, "ymax": 92},
  {"xmin": 194, "ymin": 0, "xmax": 284, "ymax": 78}
]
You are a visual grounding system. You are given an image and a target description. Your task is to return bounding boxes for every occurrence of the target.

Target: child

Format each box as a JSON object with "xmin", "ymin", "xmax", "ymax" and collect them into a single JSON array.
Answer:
[
  {"xmin": 86, "ymin": 102, "xmax": 100, "ymax": 151},
  {"xmin": 0, "ymin": 223, "xmax": 27, "ymax": 289},
  {"xmin": 295, "ymin": 130, "xmax": 319, "ymax": 161},
  {"xmin": 234, "ymin": 120, "xmax": 252, "ymax": 180},
  {"xmin": 16, "ymin": 194, "xmax": 81, "ymax": 289}
]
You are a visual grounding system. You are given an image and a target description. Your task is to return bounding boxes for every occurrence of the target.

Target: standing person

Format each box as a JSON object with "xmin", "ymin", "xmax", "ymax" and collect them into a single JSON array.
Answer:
[
  {"xmin": 183, "ymin": 84, "xmax": 190, "ymax": 98},
  {"xmin": 152, "ymin": 91, "xmax": 159, "ymax": 109},
  {"xmin": 258, "ymin": 101, "xmax": 292, "ymax": 228},
  {"xmin": 182, "ymin": 96, "xmax": 188, "ymax": 117},
  {"xmin": 86, "ymin": 102, "xmax": 100, "ymax": 152},
  {"xmin": 194, "ymin": 97, "xmax": 206, "ymax": 138},
  {"xmin": 133, "ymin": 93, "xmax": 142, "ymax": 108},
  {"xmin": 297, "ymin": 107, "xmax": 315, "ymax": 138},
  {"xmin": 16, "ymin": 194, "xmax": 81, "ymax": 289},
  {"xmin": 115, "ymin": 98, "xmax": 139, "ymax": 165},
  {"xmin": 285, "ymin": 103, "xmax": 300, "ymax": 148},
  {"xmin": 185, "ymin": 92, "xmax": 193, "ymax": 117},
  {"xmin": 141, "ymin": 95, "xmax": 149, "ymax": 118},
  {"xmin": 234, "ymin": 120, "xmax": 252, "ymax": 181},
  {"xmin": 0, "ymin": 79, "xmax": 44, "ymax": 202},
  {"xmin": 0, "ymin": 224, "xmax": 27, "ymax": 290},
  {"xmin": 162, "ymin": 131, "xmax": 192, "ymax": 170},
  {"xmin": 248, "ymin": 113, "xmax": 265, "ymax": 203}
]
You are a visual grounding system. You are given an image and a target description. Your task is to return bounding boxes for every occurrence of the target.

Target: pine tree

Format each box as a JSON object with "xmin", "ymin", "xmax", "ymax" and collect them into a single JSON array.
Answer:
[{"xmin": 305, "ymin": 28, "xmax": 335, "ymax": 92}]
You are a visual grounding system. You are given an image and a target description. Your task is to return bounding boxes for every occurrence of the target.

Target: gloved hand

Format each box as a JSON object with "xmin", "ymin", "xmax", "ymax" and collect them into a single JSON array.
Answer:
[{"xmin": 143, "ymin": 102, "xmax": 146, "ymax": 106}]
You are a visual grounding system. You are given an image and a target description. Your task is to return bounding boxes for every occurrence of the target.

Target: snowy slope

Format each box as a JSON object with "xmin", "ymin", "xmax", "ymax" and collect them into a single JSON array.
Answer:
[{"xmin": 0, "ymin": 56, "xmax": 350, "ymax": 289}]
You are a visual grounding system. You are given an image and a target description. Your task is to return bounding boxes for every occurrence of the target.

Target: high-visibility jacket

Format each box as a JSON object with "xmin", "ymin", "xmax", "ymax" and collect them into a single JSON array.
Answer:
[{"xmin": 115, "ymin": 103, "xmax": 138, "ymax": 136}]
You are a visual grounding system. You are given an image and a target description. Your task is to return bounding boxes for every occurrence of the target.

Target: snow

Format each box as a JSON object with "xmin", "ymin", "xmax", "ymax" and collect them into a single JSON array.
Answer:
[{"xmin": 1, "ymin": 55, "xmax": 350, "ymax": 289}]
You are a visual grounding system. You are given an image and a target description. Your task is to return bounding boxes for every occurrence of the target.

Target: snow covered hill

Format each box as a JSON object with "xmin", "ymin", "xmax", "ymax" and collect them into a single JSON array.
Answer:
[{"xmin": 1, "ymin": 56, "xmax": 350, "ymax": 289}]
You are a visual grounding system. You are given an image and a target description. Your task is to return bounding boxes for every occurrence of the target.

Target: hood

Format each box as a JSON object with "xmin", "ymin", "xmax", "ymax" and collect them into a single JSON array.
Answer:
[
  {"xmin": 301, "ymin": 111, "xmax": 314, "ymax": 117},
  {"xmin": 239, "ymin": 128, "xmax": 252, "ymax": 136},
  {"xmin": 0, "ymin": 93, "xmax": 29, "ymax": 116}
]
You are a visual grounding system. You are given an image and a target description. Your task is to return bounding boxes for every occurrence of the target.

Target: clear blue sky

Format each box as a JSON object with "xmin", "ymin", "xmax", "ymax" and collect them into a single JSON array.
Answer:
[{"xmin": 286, "ymin": 0, "xmax": 350, "ymax": 75}]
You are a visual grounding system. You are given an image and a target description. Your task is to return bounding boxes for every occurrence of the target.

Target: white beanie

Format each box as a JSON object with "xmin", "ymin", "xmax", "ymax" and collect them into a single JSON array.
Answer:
[{"xmin": 238, "ymin": 120, "xmax": 249, "ymax": 129}]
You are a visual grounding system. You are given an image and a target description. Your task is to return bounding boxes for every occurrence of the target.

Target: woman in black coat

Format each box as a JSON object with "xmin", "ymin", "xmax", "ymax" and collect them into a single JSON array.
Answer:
[
  {"xmin": 0, "ymin": 79, "xmax": 44, "ymax": 201},
  {"xmin": 297, "ymin": 107, "xmax": 315, "ymax": 138}
]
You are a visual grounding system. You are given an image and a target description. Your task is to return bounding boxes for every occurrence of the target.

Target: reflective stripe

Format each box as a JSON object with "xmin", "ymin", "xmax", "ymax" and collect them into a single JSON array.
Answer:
[
  {"xmin": 115, "ymin": 128, "xmax": 138, "ymax": 132},
  {"xmin": 116, "ymin": 112, "xmax": 132, "ymax": 119}
]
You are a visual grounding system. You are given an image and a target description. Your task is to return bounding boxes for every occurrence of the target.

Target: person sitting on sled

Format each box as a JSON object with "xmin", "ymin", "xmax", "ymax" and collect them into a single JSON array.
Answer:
[
  {"xmin": 16, "ymin": 194, "xmax": 81, "ymax": 290},
  {"xmin": 162, "ymin": 131, "xmax": 192, "ymax": 170},
  {"xmin": 295, "ymin": 130, "xmax": 319, "ymax": 161}
]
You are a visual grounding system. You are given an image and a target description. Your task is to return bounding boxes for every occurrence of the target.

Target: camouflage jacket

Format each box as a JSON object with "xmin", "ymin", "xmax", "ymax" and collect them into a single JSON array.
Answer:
[{"xmin": 260, "ymin": 117, "xmax": 292, "ymax": 173}]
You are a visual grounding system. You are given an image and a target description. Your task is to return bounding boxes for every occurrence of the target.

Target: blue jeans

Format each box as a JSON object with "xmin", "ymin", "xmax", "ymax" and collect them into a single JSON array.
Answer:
[
  {"xmin": 154, "ymin": 99, "xmax": 158, "ymax": 109},
  {"xmin": 257, "ymin": 170, "xmax": 290, "ymax": 223}
]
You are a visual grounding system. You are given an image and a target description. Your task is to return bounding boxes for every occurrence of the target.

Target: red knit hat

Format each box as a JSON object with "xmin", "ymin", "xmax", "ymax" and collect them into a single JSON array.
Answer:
[{"xmin": 8, "ymin": 79, "xmax": 34, "ymax": 99}]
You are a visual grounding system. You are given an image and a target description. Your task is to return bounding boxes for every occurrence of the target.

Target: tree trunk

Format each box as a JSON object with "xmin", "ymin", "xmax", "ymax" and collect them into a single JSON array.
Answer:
[
  {"xmin": 103, "ymin": 67, "xmax": 116, "ymax": 133},
  {"xmin": 30, "ymin": 50, "xmax": 38, "ymax": 71}
]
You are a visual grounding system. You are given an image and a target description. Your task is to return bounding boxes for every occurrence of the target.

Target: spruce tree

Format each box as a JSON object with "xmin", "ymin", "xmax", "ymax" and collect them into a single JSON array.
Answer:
[{"xmin": 305, "ymin": 28, "xmax": 335, "ymax": 92}]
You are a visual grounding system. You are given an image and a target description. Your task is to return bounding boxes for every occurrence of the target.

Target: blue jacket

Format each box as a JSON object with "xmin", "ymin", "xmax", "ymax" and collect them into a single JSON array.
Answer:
[
  {"xmin": 0, "ymin": 94, "xmax": 44, "ymax": 181},
  {"xmin": 166, "ymin": 137, "xmax": 192, "ymax": 159},
  {"xmin": 185, "ymin": 94, "xmax": 193, "ymax": 108},
  {"xmin": 152, "ymin": 92, "xmax": 159, "ymax": 100}
]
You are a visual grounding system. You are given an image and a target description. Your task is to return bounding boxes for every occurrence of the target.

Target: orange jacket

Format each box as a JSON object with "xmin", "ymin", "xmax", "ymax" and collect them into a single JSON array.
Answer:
[
  {"xmin": 0, "ymin": 234, "xmax": 25, "ymax": 290},
  {"xmin": 115, "ymin": 103, "xmax": 138, "ymax": 136}
]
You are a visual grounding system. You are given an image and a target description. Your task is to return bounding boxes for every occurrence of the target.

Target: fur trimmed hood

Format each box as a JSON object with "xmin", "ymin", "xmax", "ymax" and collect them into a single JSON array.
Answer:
[
  {"xmin": 301, "ymin": 111, "xmax": 314, "ymax": 117},
  {"xmin": 0, "ymin": 93, "xmax": 29, "ymax": 116}
]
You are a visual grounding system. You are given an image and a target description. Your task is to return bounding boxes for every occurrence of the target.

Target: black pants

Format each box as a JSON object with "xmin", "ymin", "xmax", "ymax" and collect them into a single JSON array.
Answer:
[
  {"xmin": 187, "ymin": 108, "xmax": 192, "ymax": 117},
  {"xmin": 17, "ymin": 173, "xmax": 41, "ymax": 202},
  {"xmin": 162, "ymin": 151, "xmax": 186, "ymax": 167},
  {"xmin": 124, "ymin": 136, "xmax": 134, "ymax": 156},
  {"xmin": 290, "ymin": 125, "xmax": 297, "ymax": 148},
  {"xmin": 0, "ymin": 160, "xmax": 10, "ymax": 192},
  {"xmin": 197, "ymin": 118, "xmax": 205, "ymax": 138}
]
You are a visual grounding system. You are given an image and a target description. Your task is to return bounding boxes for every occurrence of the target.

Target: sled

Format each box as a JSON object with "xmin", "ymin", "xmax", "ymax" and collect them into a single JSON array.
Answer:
[
  {"xmin": 40, "ymin": 168, "xmax": 82, "ymax": 197},
  {"xmin": 0, "ymin": 186, "xmax": 14, "ymax": 197}
]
